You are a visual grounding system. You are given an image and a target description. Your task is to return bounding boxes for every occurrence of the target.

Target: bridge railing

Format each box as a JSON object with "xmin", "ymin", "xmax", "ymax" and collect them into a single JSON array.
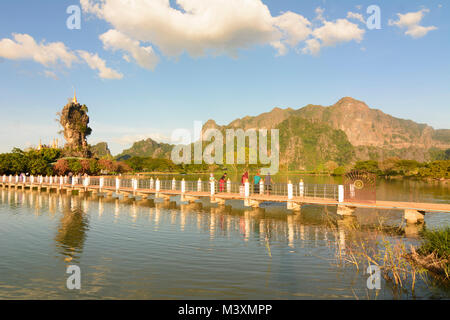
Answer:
[
  {"xmin": 121, "ymin": 178, "xmax": 133, "ymax": 189},
  {"xmin": 138, "ymin": 179, "xmax": 152, "ymax": 190},
  {"xmin": 90, "ymin": 177, "xmax": 100, "ymax": 187},
  {"xmin": 296, "ymin": 184, "xmax": 338, "ymax": 200},
  {"xmin": 184, "ymin": 180, "xmax": 198, "ymax": 193},
  {"xmin": 1, "ymin": 175, "xmax": 343, "ymax": 202},
  {"xmin": 104, "ymin": 177, "xmax": 116, "ymax": 188}
]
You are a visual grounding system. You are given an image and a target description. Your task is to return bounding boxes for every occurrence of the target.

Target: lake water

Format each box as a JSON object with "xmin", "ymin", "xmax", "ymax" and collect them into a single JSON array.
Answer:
[{"xmin": 0, "ymin": 177, "xmax": 449, "ymax": 300}]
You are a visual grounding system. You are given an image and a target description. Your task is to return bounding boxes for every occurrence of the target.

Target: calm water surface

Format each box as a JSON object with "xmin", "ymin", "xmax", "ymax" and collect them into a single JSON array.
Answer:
[{"xmin": 0, "ymin": 177, "xmax": 449, "ymax": 300}]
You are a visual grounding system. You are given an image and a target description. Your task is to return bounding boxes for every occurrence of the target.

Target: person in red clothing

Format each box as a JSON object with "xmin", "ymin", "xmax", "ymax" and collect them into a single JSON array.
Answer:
[
  {"xmin": 219, "ymin": 173, "xmax": 227, "ymax": 192},
  {"xmin": 240, "ymin": 171, "xmax": 249, "ymax": 196},
  {"xmin": 241, "ymin": 171, "xmax": 249, "ymax": 186}
]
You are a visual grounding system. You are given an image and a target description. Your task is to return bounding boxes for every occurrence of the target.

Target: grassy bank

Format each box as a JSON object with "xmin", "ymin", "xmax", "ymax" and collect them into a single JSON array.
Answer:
[
  {"xmin": 327, "ymin": 217, "xmax": 450, "ymax": 297},
  {"xmin": 412, "ymin": 228, "xmax": 450, "ymax": 279}
]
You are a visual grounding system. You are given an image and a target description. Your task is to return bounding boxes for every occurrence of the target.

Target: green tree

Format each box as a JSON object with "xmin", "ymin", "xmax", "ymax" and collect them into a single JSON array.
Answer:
[
  {"xmin": 354, "ymin": 160, "xmax": 380, "ymax": 174},
  {"xmin": 68, "ymin": 159, "xmax": 82, "ymax": 174},
  {"xmin": 28, "ymin": 157, "xmax": 49, "ymax": 175}
]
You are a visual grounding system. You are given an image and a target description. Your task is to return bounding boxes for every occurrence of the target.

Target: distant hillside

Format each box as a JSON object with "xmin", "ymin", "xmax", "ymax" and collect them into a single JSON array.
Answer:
[
  {"xmin": 293, "ymin": 97, "xmax": 440, "ymax": 149},
  {"xmin": 115, "ymin": 138, "xmax": 173, "ymax": 161},
  {"xmin": 433, "ymin": 129, "xmax": 450, "ymax": 145},
  {"xmin": 210, "ymin": 97, "xmax": 449, "ymax": 149},
  {"xmin": 202, "ymin": 97, "xmax": 450, "ymax": 166},
  {"xmin": 90, "ymin": 142, "xmax": 112, "ymax": 159},
  {"xmin": 115, "ymin": 97, "xmax": 449, "ymax": 170},
  {"xmin": 277, "ymin": 116, "xmax": 355, "ymax": 171}
]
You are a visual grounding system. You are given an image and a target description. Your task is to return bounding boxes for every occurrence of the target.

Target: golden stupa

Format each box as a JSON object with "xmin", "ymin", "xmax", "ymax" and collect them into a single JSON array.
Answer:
[{"xmin": 73, "ymin": 88, "xmax": 77, "ymax": 104}]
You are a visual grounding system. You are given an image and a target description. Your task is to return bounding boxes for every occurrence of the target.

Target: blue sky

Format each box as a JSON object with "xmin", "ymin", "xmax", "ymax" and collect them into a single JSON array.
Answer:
[{"xmin": 0, "ymin": 0, "xmax": 449, "ymax": 155}]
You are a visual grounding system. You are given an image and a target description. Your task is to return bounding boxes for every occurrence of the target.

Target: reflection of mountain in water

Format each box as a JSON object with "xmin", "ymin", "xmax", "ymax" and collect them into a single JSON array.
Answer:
[{"xmin": 55, "ymin": 197, "xmax": 89, "ymax": 262}]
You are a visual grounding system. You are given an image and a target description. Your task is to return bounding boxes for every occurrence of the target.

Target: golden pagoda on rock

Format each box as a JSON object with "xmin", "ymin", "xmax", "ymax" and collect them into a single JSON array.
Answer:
[
  {"xmin": 52, "ymin": 138, "xmax": 59, "ymax": 149},
  {"xmin": 73, "ymin": 88, "xmax": 77, "ymax": 104},
  {"xmin": 36, "ymin": 138, "xmax": 59, "ymax": 150}
]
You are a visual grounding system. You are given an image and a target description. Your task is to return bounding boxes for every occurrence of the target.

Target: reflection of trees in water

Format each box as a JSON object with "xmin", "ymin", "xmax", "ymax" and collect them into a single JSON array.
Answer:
[
  {"xmin": 55, "ymin": 196, "xmax": 89, "ymax": 263},
  {"xmin": 377, "ymin": 178, "xmax": 450, "ymax": 202}
]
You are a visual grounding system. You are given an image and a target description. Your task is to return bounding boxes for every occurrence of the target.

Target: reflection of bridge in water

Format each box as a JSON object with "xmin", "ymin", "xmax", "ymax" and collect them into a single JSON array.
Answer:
[
  {"xmin": 2, "ymin": 174, "xmax": 450, "ymax": 224},
  {"xmin": 0, "ymin": 187, "xmax": 428, "ymax": 261}
]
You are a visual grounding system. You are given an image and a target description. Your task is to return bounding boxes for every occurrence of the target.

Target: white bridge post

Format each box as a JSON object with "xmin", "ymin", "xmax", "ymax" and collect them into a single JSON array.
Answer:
[
  {"xmin": 198, "ymin": 179, "xmax": 202, "ymax": 192},
  {"xmin": 288, "ymin": 181, "xmax": 293, "ymax": 200},
  {"xmin": 83, "ymin": 176, "xmax": 89, "ymax": 190},
  {"xmin": 99, "ymin": 177, "xmax": 104, "ymax": 192},
  {"xmin": 244, "ymin": 181, "xmax": 250, "ymax": 198},
  {"xmin": 299, "ymin": 180, "xmax": 304, "ymax": 198},
  {"xmin": 181, "ymin": 179, "xmax": 186, "ymax": 194},
  {"xmin": 132, "ymin": 178, "xmax": 138, "ymax": 195},
  {"xmin": 115, "ymin": 177, "xmax": 120, "ymax": 193},
  {"xmin": 338, "ymin": 185, "xmax": 344, "ymax": 203},
  {"xmin": 227, "ymin": 179, "xmax": 231, "ymax": 193},
  {"xmin": 210, "ymin": 180, "xmax": 215, "ymax": 196}
]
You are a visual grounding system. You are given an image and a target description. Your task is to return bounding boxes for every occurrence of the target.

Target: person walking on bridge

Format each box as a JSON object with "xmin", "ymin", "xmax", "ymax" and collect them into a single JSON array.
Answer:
[
  {"xmin": 241, "ymin": 171, "xmax": 249, "ymax": 186},
  {"xmin": 219, "ymin": 173, "xmax": 227, "ymax": 193},
  {"xmin": 240, "ymin": 171, "xmax": 249, "ymax": 196},
  {"xmin": 254, "ymin": 171, "xmax": 261, "ymax": 194},
  {"xmin": 265, "ymin": 172, "xmax": 272, "ymax": 196}
]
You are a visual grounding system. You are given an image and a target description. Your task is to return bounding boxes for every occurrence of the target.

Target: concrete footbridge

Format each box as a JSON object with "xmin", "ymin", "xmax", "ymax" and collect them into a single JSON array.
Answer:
[{"xmin": 1, "ymin": 174, "xmax": 449, "ymax": 224}]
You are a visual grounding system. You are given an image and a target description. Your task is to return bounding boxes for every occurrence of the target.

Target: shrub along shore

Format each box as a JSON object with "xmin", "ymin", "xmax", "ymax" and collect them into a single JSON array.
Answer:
[{"xmin": 0, "ymin": 148, "xmax": 449, "ymax": 181}]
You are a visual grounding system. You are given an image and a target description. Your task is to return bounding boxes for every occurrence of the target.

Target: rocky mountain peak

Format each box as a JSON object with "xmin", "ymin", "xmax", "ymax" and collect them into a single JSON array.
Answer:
[{"xmin": 334, "ymin": 97, "xmax": 370, "ymax": 110}]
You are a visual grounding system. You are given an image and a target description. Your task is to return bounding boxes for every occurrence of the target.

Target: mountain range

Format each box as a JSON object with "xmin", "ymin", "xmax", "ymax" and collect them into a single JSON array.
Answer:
[{"xmin": 105, "ymin": 97, "xmax": 450, "ymax": 170}]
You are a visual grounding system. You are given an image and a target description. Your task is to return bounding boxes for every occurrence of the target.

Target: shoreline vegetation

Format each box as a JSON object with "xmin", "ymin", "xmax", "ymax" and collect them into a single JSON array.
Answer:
[
  {"xmin": 328, "ymin": 216, "xmax": 450, "ymax": 295},
  {"xmin": 0, "ymin": 147, "xmax": 449, "ymax": 182}
]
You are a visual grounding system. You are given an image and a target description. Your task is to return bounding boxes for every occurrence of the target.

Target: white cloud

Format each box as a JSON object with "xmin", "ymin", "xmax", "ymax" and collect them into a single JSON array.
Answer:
[
  {"xmin": 273, "ymin": 11, "xmax": 312, "ymax": 50},
  {"xmin": 302, "ymin": 38, "xmax": 321, "ymax": 56},
  {"xmin": 389, "ymin": 8, "xmax": 437, "ymax": 38},
  {"xmin": 270, "ymin": 41, "xmax": 287, "ymax": 56},
  {"xmin": 315, "ymin": 7, "xmax": 325, "ymax": 22},
  {"xmin": 0, "ymin": 33, "xmax": 123, "ymax": 80},
  {"xmin": 81, "ymin": 1, "xmax": 366, "ymax": 61},
  {"xmin": 100, "ymin": 29, "xmax": 159, "ymax": 70},
  {"xmin": 82, "ymin": 0, "xmax": 278, "ymax": 58},
  {"xmin": 313, "ymin": 19, "xmax": 365, "ymax": 47},
  {"xmin": 347, "ymin": 12, "xmax": 365, "ymax": 24},
  {"xmin": 77, "ymin": 50, "xmax": 123, "ymax": 79},
  {"xmin": 298, "ymin": 8, "xmax": 365, "ymax": 55},
  {"xmin": 0, "ymin": 33, "xmax": 78, "ymax": 67},
  {"xmin": 303, "ymin": 18, "xmax": 365, "ymax": 55},
  {"xmin": 43, "ymin": 70, "xmax": 58, "ymax": 80}
]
